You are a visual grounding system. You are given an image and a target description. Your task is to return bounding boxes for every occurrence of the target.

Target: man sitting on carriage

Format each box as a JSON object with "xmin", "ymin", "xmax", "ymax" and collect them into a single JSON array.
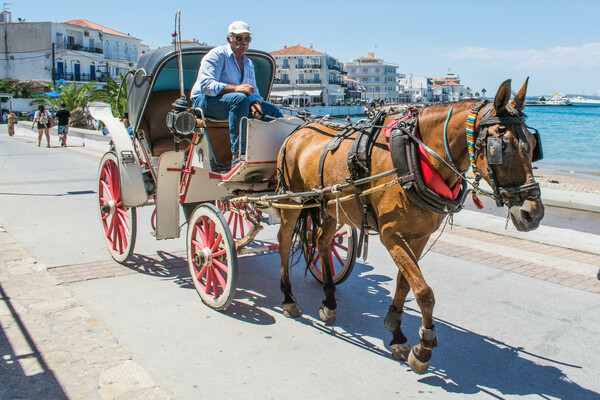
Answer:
[{"xmin": 191, "ymin": 20, "xmax": 283, "ymax": 167}]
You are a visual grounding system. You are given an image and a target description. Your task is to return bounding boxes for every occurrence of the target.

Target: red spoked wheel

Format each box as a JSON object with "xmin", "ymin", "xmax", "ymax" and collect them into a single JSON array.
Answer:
[
  {"xmin": 187, "ymin": 203, "xmax": 238, "ymax": 310},
  {"xmin": 306, "ymin": 223, "xmax": 358, "ymax": 285},
  {"xmin": 98, "ymin": 152, "xmax": 137, "ymax": 263}
]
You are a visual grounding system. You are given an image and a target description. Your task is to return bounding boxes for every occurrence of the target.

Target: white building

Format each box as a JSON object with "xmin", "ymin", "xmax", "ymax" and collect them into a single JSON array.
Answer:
[
  {"xmin": 270, "ymin": 45, "xmax": 345, "ymax": 106},
  {"xmin": 431, "ymin": 73, "xmax": 466, "ymax": 102},
  {"xmin": 0, "ymin": 12, "xmax": 142, "ymax": 84},
  {"xmin": 345, "ymin": 53, "xmax": 400, "ymax": 102},
  {"xmin": 398, "ymin": 76, "xmax": 433, "ymax": 103}
]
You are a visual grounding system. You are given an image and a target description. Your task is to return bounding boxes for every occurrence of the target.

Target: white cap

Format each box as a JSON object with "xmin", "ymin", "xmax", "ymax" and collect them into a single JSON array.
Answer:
[{"xmin": 228, "ymin": 21, "xmax": 251, "ymax": 35}]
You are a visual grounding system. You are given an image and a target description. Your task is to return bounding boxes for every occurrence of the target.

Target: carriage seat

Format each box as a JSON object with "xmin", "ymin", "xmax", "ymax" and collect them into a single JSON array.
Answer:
[
  {"xmin": 138, "ymin": 90, "xmax": 233, "ymax": 165},
  {"xmin": 138, "ymin": 90, "xmax": 190, "ymax": 156}
]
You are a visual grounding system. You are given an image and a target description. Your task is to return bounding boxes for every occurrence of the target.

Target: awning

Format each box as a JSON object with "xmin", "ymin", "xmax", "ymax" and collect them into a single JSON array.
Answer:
[{"xmin": 270, "ymin": 89, "xmax": 323, "ymax": 98}]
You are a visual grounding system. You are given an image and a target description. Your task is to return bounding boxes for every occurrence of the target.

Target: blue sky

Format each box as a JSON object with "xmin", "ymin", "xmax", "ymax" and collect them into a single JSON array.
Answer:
[{"xmin": 9, "ymin": 0, "xmax": 600, "ymax": 96}]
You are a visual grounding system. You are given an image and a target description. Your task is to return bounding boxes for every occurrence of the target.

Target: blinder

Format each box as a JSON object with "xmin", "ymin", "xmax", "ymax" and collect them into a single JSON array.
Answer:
[
  {"xmin": 486, "ymin": 136, "xmax": 503, "ymax": 164},
  {"xmin": 528, "ymin": 125, "xmax": 543, "ymax": 162}
]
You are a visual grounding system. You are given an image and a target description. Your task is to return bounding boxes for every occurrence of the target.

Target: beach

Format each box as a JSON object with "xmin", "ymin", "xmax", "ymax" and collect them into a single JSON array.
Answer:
[{"xmin": 534, "ymin": 168, "xmax": 600, "ymax": 194}]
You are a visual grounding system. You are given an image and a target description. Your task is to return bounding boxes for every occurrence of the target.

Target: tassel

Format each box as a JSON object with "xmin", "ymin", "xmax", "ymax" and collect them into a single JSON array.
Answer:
[{"xmin": 472, "ymin": 193, "xmax": 484, "ymax": 209}]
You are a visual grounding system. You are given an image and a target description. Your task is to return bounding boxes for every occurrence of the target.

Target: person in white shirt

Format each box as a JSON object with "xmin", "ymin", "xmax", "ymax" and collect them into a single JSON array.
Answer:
[{"xmin": 191, "ymin": 21, "xmax": 282, "ymax": 166}]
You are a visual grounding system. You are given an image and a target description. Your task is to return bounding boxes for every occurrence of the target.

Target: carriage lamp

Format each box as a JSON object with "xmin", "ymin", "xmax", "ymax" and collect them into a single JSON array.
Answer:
[{"xmin": 166, "ymin": 109, "xmax": 196, "ymax": 137}]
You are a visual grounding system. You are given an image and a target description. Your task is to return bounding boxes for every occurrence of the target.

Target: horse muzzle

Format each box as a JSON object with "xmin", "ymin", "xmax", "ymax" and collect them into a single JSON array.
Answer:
[{"xmin": 509, "ymin": 197, "xmax": 545, "ymax": 232}]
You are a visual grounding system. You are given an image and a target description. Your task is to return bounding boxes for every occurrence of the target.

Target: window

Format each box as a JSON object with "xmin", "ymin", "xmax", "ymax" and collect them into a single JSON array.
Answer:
[{"xmin": 282, "ymin": 58, "xmax": 289, "ymax": 68}]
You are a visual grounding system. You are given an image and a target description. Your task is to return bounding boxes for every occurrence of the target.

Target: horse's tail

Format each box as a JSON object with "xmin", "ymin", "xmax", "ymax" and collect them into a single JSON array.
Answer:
[{"xmin": 290, "ymin": 206, "xmax": 322, "ymax": 274}]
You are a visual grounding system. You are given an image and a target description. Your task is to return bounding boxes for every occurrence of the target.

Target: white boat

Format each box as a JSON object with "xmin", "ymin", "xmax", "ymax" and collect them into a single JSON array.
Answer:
[
  {"xmin": 544, "ymin": 94, "xmax": 571, "ymax": 106},
  {"xmin": 568, "ymin": 96, "xmax": 600, "ymax": 107}
]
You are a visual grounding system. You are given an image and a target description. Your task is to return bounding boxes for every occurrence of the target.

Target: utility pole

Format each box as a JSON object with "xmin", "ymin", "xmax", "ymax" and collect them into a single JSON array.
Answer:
[{"xmin": 51, "ymin": 42, "xmax": 55, "ymax": 84}]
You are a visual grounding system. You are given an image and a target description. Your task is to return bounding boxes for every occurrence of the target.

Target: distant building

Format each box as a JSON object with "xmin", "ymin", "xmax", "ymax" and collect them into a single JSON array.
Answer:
[
  {"xmin": 398, "ymin": 73, "xmax": 468, "ymax": 103},
  {"xmin": 345, "ymin": 53, "xmax": 400, "ymax": 102},
  {"xmin": 431, "ymin": 73, "xmax": 466, "ymax": 102},
  {"xmin": 0, "ymin": 11, "xmax": 143, "ymax": 84},
  {"xmin": 397, "ymin": 76, "xmax": 433, "ymax": 103},
  {"xmin": 270, "ymin": 44, "xmax": 345, "ymax": 106}
]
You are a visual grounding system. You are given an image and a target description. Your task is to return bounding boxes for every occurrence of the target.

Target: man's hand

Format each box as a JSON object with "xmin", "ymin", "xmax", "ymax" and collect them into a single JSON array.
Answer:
[
  {"xmin": 234, "ymin": 84, "xmax": 255, "ymax": 96},
  {"xmin": 250, "ymin": 102, "xmax": 263, "ymax": 119}
]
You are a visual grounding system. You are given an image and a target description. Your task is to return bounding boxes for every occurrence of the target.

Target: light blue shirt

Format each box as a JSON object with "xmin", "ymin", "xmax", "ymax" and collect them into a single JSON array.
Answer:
[{"xmin": 191, "ymin": 44, "xmax": 262, "ymax": 103}]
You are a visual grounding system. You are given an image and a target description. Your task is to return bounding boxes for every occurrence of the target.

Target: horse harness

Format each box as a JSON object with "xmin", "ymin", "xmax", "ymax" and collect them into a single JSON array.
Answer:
[
  {"xmin": 277, "ymin": 101, "xmax": 544, "ymax": 257},
  {"xmin": 467, "ymin": 100, "xmax": 543, "ymax": 207}
]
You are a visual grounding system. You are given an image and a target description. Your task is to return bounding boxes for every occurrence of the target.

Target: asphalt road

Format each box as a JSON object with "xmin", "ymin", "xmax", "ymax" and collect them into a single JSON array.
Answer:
[{"xmin": 1, "ymin": 130, "xmax": 599, "ymax": 399}]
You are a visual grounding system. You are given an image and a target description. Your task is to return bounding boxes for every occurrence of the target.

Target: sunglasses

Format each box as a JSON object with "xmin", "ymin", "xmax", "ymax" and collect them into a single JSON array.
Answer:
[{"xmin": 234, "ymin": 35, "xmax": 252, "ymax": 43}]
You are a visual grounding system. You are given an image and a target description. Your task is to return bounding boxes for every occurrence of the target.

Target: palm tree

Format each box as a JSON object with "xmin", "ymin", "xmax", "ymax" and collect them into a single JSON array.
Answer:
[
  {"xmin": 481, "ymin": 88, "xmax": 487, "ymax": 98},
  {"xmin": 29, "ymin": 81, "xmax": 100, "ymax": 127},
  {"xmin": 29, "ymin": 81, "xmax": 98, "ymax": 110},
  {"xmin": 92, "ymin": 74, "xmax": 128, "ymax": 117}
]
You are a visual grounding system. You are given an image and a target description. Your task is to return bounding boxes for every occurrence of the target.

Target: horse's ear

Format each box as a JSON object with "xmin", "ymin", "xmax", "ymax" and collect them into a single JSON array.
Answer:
[
  {"xmin": 494, "ymin": 79, "xmax": 512, "ymax": 114},
  {"xmin": 509, "ymin": 77, "xmax": 529, "ymax": 111}
]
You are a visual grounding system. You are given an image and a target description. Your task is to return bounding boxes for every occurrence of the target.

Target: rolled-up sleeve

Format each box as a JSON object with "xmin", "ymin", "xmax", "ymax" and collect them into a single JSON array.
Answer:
[{"xmin": 198, "ymin": 51, "xmax": 227, "ymax": 97}]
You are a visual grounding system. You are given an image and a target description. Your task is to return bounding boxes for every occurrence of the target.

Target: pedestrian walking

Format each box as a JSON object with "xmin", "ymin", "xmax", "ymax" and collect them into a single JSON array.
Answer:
[
  {"xmin": 55, "ymin": 103, "xmax": 71, "ymax": 147},
  {"xmin": 7, "ymin": 110, "xmax": 18, "ymax": 136},
  {"xmin": 32, "ymin": 104, "xmax": 53, "ymax": 147}
]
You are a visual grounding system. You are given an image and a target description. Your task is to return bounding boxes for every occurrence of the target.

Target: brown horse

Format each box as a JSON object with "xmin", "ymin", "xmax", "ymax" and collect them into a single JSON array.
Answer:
[{"xmin": 276, "ymin": 79, "xmax": 544, "ymax": 374}]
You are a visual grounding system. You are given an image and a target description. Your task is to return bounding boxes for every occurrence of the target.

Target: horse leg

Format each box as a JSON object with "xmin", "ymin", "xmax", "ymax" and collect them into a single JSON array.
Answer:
[
  {"xmin": 385, "ymin": 272, "xmax": 411, "ymax": 361},
  {"xmin": 316, "ymin": 219, "xmax": 338, "ymax": 325},
  {"xmin": 278, "ymin": 209, "xmax": 302, "ymax": 318},
  {"xmin": 381, "ymin": 232, "xmax": 437, "ymax": 374}
]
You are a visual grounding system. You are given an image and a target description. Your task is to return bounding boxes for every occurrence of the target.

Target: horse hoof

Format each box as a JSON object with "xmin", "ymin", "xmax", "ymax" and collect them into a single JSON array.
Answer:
[
  {"xmin": 319, "ymin": 304, "xmax": 336, "ymax": 325},
  {"xmin": 390, "ymin": 341, "xmax": 411, "ymax": 361},
  {"xmin": 408, "ymin": 347, "xmax": 430, "ymax": 375},
  {"xmin": 282, "ymin": 302, "xmax": 302, "ymax": 318}
]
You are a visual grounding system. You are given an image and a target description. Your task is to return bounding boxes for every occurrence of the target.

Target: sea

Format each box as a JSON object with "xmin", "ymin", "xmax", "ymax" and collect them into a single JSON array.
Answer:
[{"xmin": 348, "ymin": 105, "xmax": 600, "ymax": 180}]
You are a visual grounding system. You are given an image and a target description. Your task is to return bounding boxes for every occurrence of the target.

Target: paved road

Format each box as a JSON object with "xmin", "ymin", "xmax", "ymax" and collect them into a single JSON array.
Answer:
[{"xmin": 1, "ymin": 129, "xmax": 599, "ymax": 399}]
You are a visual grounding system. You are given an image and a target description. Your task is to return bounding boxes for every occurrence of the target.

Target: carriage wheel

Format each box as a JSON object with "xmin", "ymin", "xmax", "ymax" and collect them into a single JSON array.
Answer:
[
  {"xmin": 187, "ymin": 203, "xmax": 238, "ymax": 310},
  {"xmin": 98, "ymin": 152, "xmax": 137, "ymax": 263},
  {"xmin": 307, "ymin": 223, "xmax": 358, "ymax": 285}
]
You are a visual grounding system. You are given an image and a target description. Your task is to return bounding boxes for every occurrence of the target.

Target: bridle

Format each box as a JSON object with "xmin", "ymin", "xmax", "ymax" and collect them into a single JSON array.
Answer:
[{"xmin": 467, "ymin": 99, "xmax": 543, "ymax": 208}]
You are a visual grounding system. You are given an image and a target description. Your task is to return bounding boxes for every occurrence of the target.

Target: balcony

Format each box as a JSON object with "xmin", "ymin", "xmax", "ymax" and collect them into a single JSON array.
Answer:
[
  {"xmin": 66, "ymin": 44, "xmax": 103, "ymax": 54},
  {"xmin": 296, "ymin": 64, "xmax": 321, "ymax": 69},
  {"xmin": 296, "ymin": 79, "xmax": 321, "ymax": 85},
  {"xmin": 54, "ymin": 72, "xmax": 102, "ymax": 82},
  {"xmin": 327, "ymin": 64, "xmax": 342, "ymax": 72},
  {"xmin": 274, "ymin": 79, "xmax": 291, "ymax": 85},
  {"xmin": 328, "ymin": 79, "xmax": 343, "ymax": 85}
]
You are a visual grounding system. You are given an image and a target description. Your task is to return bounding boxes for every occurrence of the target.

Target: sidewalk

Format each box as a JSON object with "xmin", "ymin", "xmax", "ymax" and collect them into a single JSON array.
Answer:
[{"xmin": 0, "ymin": 226, "xmax": 171, "ymax": 399}]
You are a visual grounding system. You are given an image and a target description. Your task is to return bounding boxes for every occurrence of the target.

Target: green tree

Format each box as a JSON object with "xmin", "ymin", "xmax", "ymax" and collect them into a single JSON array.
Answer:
[
  {"xmin": 29, "ymin": 81, "xmax": 102, "ymax": 128},
  {"xmin": 29, "ymin": 80, "xmax": 99, "ymax": 110},
  {"xmin": 475, "ymin": 92, "xmax": 480, "ymax": 97},
  {"xmin": 481, "ymin": 88, "xmax": 487, "ymax": 98},
  {"xmin": 92, "ymin": 74, "xmax": 128, "ymax": 117}
]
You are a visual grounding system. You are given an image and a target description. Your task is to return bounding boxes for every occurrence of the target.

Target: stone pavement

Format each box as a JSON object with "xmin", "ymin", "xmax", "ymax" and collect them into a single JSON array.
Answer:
[
  {"xmin": 0, "ymin": 226, "xmax": 171, "ymax": 400},
  {"xmin": 1, "ymin": 221, "xmax": 598, "ymax": 399}
]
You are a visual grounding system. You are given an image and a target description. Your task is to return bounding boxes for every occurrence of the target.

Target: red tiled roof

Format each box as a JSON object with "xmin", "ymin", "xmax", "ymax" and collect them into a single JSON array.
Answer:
[
  {"xmin": 64, "ymin": 19, "xmax": 140, "ymax": 40},
  {"xmin": 271, "ymin": 44, "xmax": 324, "ymax": 55}
]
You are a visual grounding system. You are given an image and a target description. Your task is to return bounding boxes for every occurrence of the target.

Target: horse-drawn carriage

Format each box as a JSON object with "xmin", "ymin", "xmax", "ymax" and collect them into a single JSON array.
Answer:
[
  {"xmin": 93, "ymin": 41, "xmax": 545, "ymax": 375},
  {"xmin": 91, "ymin": 45, "xmax": 358, "ymax": 310}
]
